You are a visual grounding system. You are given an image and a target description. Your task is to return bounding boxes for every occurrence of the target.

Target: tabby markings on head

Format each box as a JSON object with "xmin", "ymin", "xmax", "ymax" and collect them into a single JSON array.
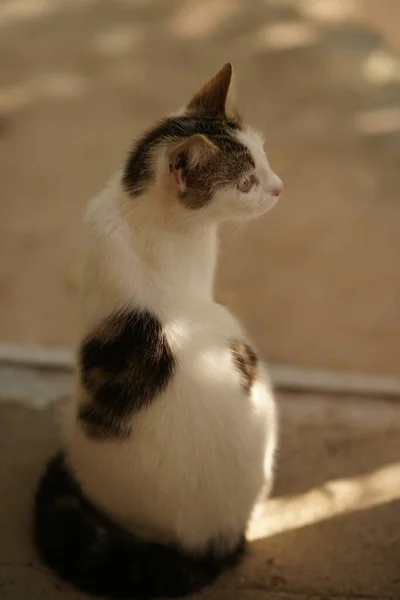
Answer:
[
  {"xmin": 78, "ymin": 309, "xmax": 175, "ymax": 440},
  {"xmin": 123, "ymin": 115, "xmax": 254, "ymax": 206},
  {"xmin": 123, "ymin": 62, "xmax": 254, "ymax": 208}
]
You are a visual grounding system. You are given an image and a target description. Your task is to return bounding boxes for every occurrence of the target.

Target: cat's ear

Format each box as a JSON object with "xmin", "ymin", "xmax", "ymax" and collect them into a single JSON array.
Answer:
[
  {"xmin": 168, "ymin": 134, "xmax": 218, "ymax": 189},
  {"xmin": 186, "ymin": 63, "xmax": 237, "ymax": 120}
]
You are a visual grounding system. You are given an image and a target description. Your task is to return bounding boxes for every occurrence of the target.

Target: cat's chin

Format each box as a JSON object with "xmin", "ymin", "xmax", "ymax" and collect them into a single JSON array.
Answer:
[
  {"xmin": 225, "ymin": 196, "xmax": 279, "ymax": 222},
  {"xmin": 256, "ymin": 194, "xmax": 279, "ymax": 215}
]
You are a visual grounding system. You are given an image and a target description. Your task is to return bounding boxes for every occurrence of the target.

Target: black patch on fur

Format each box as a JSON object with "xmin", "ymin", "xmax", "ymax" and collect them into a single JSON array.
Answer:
[
  {"xmin": 78, "ymin": 309, "xmax": 175, "ymax": 440},
  {"xmin": 78, "ymin": 403, "xmax": 131, "ymax": 440},
  {"xmin": 34, "ymin": 453, "xmax": 246, "ymax": 599},
  {"xmin": 123, "ymin": 115, "xmax": 253, "ymax": 204},
  {"xmin": 230, "ymin": 340, "xmax": 258, "ymax": 393}
]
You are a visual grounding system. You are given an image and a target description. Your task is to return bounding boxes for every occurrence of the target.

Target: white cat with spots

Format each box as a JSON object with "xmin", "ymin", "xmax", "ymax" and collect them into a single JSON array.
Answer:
[{"xmin": 35, "ymin": 63, "xmax": 282, "ymax": 599}]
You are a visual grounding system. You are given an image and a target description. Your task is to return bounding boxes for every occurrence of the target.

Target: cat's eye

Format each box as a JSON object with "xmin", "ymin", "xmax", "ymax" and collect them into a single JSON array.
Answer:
[{"xmin": 238, "ymin": 175, "xmax": 255, "ymax": 193}]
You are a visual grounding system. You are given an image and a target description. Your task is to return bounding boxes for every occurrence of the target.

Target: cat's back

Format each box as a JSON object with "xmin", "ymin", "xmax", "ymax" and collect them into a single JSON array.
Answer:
[
  {"xmin": 67, "ymin": 296, "xmax": 274, "ymax": 550},
  {"xmin": 68, "ymin": 174, "xmax": 275, "ymax": 553}
]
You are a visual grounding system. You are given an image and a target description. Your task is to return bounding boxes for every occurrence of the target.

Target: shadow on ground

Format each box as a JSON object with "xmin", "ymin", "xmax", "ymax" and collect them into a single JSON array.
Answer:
[{"xmin": 0, "ymin": 390, "xmax": 399, "ymax": 599}]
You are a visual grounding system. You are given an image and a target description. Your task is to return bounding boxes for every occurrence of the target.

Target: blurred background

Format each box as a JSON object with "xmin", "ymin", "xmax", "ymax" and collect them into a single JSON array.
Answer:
[{"xmin": 1, "ymin": 0, "xmax": 399, "ymax": 376}]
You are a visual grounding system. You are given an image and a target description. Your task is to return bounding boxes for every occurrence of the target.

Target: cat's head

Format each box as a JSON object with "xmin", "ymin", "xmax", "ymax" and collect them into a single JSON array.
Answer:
[{"xmin": 123, "ymin": 63, "xmax": 282, "ymax": 223}]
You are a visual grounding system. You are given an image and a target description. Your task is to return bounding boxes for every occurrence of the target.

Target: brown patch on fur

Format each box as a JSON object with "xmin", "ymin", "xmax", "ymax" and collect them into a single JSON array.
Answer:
[
  {"xmin": 124, "ymin": 114, "xmax": 246, "ymax": 197},
  {"xmin": 78, "ymin": 400, "xmax": 132, "ymax": 441},
  {"xmin": 169, "ymin": 134, "xmax": 218, "ymax": 177},
  {"xmin": 230, "ymin": 340, "xmax": 258, "ymax": 393},
  {"xmin": 180, "ymin": 135, "xmax": 254, "ymax": 209}
]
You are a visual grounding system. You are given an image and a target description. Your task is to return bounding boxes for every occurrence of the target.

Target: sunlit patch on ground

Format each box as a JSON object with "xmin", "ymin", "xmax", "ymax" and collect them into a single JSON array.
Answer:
[{"xmin": 249, "ymin": 463, "xmax": 400, "ymax": 540}]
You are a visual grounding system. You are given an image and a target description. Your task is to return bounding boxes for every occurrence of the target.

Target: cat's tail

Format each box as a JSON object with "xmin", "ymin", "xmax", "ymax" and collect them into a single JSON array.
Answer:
[{"xmin": 33, "ymin": 453, "xmax": 244, "ymax": 599}]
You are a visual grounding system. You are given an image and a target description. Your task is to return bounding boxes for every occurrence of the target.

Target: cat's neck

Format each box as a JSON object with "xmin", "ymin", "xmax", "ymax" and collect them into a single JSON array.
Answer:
[
  {"xmin": 126, "ymin": 199, "xmax": 218, "ymax": 301},
  {"xmin": 82, "ymin": 175, "xmax": 218, "ymax": 326}
]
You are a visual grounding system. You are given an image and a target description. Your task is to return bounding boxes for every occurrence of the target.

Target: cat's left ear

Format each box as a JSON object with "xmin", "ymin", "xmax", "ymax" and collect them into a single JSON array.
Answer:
[
  {"xmin": 186, "ymin": 63, "xmax": 238, "ymax": 121},
  {"xmin": 168, "ymin": 134, "xmax": 218, "ymax": 190}
]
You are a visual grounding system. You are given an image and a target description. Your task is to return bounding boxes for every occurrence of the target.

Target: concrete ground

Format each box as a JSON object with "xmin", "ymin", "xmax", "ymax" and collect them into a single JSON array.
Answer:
[
  {"xmin": 0, "ymin": 367, "xmax": 399, "ymax": 600},
  {"xmin": 1, "ymin": 0, "xmax": 400, "ymax": 375}
]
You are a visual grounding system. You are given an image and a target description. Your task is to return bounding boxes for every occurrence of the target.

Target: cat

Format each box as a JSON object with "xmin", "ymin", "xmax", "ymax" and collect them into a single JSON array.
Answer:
[{"xmin": 34, "ymin": 63, "xmax": 282, "ymax": 599}]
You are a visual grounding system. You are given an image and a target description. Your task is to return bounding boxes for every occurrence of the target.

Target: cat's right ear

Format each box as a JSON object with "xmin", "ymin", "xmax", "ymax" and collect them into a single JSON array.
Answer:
[
  {"xmin": 168, "ymin": 134, "xmax": 217, "ymax": 191},
  {"xmin": 186, "ymin": 63, "xmax": 236, "ymax": 120}
]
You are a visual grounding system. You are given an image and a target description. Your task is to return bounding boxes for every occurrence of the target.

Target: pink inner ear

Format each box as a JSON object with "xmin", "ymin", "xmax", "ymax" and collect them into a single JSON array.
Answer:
[
  {"xmin": 170, "ymin": 153, "xmax": 185, "ymax": 186},
  {"xmin": 170, "ymin": 163, "xmax": 182, "ymax": 186}
]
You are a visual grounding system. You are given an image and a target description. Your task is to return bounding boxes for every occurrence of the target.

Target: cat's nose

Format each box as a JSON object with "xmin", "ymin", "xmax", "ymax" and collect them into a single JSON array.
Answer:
[{"xmin": 271, "ymin": 178, "xmax": 283, "ymax": 197}]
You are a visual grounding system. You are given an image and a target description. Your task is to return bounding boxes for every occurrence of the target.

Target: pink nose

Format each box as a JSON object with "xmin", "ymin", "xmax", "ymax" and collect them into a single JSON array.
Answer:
[{"xmin": 271, "ymin": 183, "xmax": 283, "ymax": 197}]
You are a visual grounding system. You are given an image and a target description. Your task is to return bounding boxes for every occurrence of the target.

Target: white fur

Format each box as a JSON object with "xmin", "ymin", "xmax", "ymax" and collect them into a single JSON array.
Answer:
[{"xmin": 64, "ymin": 127, "xmax": 279, "ymax": 555}]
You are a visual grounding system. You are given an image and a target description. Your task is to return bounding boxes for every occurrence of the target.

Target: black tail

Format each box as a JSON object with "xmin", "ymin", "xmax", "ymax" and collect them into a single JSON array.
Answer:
[{"xmin": 34, "ymin": 453, "xmax": 245, "ymax": 599}]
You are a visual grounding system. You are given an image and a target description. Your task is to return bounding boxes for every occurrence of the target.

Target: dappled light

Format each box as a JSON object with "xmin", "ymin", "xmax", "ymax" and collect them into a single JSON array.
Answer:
[
  {"xmin": 92, "ymin": 27, "xmax": 145, "ymax": 57},
  {"xmin": 249, "ymin": 463, "xmax": 400, "ymax": 540},
  {"xmin": 171, "ymin": 0, "xmax": 241, "ymax": 39},
  {"xmin": 362, "ymin": 49, "xmax": 400, "ymax": 84},
  {"xmin": 256, "ymin": 21, "xmax": 321, "ymax": 51},
  {"xmin": 0, "ymin": 0, "xmax": 98, "ymax": 27},
  {"xmin": 0, "ymin": 0, "xmax": 54, "ymax": 26},
  {"xmin": 0, "ymin": 72, "xmax": 87, "ymax": 111},
  {"xmin": 354, "ymin": 106, "xmax": 400, "ymax": 135},
  {"xmin": 295, "ymin": 0, "xmax": 360, "ymax": 23}
]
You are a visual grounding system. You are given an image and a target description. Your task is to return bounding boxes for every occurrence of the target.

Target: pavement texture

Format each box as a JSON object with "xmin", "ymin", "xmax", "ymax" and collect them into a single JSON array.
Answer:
[{"xmin": 0, "ymin": 368, "xmax": 399, "ymax": 599}]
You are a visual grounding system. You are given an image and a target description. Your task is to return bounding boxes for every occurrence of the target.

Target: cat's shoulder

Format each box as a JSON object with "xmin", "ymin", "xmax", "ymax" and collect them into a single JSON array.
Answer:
[{"xmin": 163, "ymin": 299, "xmax": 246, "ymax": 343}]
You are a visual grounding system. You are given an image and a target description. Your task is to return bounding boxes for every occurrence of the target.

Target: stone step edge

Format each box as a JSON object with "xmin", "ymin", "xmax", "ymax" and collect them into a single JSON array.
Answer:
[{"xmin": 0, "ymin": 343, "xmax": 399, "ymax": 399}]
